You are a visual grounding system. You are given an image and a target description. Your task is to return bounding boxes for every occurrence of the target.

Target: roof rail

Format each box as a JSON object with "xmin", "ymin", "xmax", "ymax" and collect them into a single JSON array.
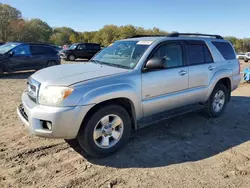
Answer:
[
  {"xmin": 168, "ymin": 32, "xmax": 224, "ymax": 39},
  {"xmin": 128, "ymin": 35, "xmax": 167, "ymax": 38}
]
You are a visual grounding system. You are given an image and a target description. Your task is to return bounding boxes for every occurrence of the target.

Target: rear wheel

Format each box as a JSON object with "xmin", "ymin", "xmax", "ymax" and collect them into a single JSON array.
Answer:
[
  {"xmin": 244, "ymin": 58, "xmax": 248, "ymax": 63},
  {"xmin": 205, "ymin": 84, "xmax": 228, "ymax": 118},
  {"xmin": 77, "ymin": 105, "xmax": 131, "ymax": 157},
  {"xmin": 46, "ymin": 61, "xmax": 57, "ymax": 67}
]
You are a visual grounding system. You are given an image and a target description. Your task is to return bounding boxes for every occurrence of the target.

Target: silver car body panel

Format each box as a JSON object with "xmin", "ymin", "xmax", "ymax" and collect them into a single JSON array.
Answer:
[{"xmin": 17, "ymin": 36, "xmax": 241, "ymax": 139}]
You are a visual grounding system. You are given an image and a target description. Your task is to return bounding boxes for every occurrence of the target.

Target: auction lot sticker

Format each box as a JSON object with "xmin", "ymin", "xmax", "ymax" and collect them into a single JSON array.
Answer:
[{"xmin": 137, "ymin": 41, "xmax": 153, "ymax": 45}]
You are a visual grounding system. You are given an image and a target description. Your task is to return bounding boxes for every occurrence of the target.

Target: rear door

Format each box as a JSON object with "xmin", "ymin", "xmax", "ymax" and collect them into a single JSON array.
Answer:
[
  {"xmin": 8, "ymin": 44, "xmax": 32, "ymax": 70},
  {"xmin": 30, "ymin": 45, "xmax": 48, "ymax": 68},
  {"xmin": 184, "ymin": 40, "xmax": 215, "ymax": 104},
  {"xmin": 86, "ymin": 44, "xmax": 101, "ymax": 59}
]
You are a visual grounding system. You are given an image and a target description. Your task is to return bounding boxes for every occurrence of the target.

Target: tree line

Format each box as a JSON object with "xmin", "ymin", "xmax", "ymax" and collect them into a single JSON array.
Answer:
[{"xmin": 1, "ymin": 3, "xmax": 250, "ymax": 52}]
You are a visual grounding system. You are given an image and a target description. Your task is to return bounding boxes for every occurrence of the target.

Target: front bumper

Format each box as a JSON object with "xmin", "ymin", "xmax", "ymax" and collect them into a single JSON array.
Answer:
[
  {"xmin": 60, "ymin": 53, "xmax": 67, "ymax": 59},
  {"xmin": 17, "ymin": 92, "xmax": 94, "ymax": 139}
]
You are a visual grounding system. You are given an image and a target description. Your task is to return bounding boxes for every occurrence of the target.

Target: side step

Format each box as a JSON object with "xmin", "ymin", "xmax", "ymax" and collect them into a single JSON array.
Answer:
[{"xmin": 137, "ymin": 104, "xmax": 205, "ymax": 129}]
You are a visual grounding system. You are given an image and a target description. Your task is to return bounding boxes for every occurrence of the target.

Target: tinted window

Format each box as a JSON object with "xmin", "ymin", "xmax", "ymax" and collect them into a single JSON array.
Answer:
[
  {"xmin": 77, "ymin": 44, "xmax": 86, "ymax": 50},
  {"xmin": 152, "ymin": 43, "xmax": 183, "ymax": 68},
  {"xmin": 31, "ymin": 46, "xmax": 56, "ymax": 55},
  {"xmin": 13, "ymin": 44, "xmax": 31, "ymax": 56},
  {"xmin": 212, "ymin": 42, "xmax": 235, "ymax": 60},
  {"xmin": 86, "ymin": 44, "xmax": 100, "ymax": 50},
  {"xmin": 186, "ymin": 44, "xmax": 213, "ymax": 65}
]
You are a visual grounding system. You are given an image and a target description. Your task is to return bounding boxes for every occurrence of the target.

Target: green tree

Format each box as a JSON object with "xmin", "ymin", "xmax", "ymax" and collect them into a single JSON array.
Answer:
[
  {"xmin": 0, "ymin": 3, "xmax": 22, "ymax": 42},
  {"xmin": 50, "ymin": 27, "xmax": 76, "ymax": 45},
  {"xmin": 22, "ymin": 19, "xmax": 52, "ymax": 42}
]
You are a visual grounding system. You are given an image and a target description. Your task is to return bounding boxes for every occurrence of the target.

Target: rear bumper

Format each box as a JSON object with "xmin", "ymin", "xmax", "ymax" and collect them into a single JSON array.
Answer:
[{"xmin": 17, "ymin": 92, "xmax": 95, "ymax": 139}]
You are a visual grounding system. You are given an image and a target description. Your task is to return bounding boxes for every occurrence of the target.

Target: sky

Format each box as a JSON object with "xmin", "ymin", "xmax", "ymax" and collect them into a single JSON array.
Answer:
[{"xmin": 2, "ymin": 0, "xmax": 250, "ymax": 38}]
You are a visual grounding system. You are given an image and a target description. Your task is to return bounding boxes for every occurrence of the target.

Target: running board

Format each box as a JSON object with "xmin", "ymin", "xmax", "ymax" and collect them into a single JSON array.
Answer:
[{"xmin": 137, "ymin": 104, "xmax": 205, "ymax": 129}]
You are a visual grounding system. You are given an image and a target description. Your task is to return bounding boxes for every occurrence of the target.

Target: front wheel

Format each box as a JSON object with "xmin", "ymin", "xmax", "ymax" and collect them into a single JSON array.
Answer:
[
  {"xmin": 77, "ymin": 105, "xmax": 131, "ymax": 157},
  {"xmin": 205, "ymin": 84, "xmax": 228, "ymax": 118},
  {"xmin": 68, "ymin": 55, "xmax": 76, "ymax": 61}
]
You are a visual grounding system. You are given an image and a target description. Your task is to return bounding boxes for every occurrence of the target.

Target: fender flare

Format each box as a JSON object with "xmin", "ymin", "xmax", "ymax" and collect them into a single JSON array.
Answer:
[{"xmin": 78, "ymin": 83, "xmax": 143, "ymax": 121}]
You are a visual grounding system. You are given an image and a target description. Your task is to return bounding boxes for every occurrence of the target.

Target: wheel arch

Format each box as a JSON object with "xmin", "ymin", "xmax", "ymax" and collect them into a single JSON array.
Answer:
[{"xmin": 80, "ymin": 97, "xmax": 138, "ymax": 133}]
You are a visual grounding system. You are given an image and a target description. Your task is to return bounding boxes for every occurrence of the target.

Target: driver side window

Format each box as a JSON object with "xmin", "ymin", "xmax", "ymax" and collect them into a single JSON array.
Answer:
[
  {"xmin": 152, "ymin": 43, "xmax": 183, "ymax": 68},
  {"xmin": 13, "ymin": 45, "xmax": 31, "ymax": 57}
]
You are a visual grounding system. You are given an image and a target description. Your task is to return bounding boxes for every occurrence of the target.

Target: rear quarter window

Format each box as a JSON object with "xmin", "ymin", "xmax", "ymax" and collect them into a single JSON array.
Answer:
[{"xmin": 212, "ymin": 42, "xmax": 236, "ymax": 60}]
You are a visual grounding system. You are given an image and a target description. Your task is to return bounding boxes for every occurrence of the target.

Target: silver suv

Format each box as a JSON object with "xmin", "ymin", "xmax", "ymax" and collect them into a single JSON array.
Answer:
[{"xmin": 17, "ymin": 33, "xmax": 241, "ymax": 157}]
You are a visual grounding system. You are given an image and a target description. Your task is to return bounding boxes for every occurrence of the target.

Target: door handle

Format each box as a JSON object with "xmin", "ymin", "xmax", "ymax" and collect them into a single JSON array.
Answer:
[
  {"xmin": 179, "ymin": 70, "xmax": 187, "ymax": 76},
  {"xmin": 208, "ymin": 66, "xmax": 215, "ymax": 71}
]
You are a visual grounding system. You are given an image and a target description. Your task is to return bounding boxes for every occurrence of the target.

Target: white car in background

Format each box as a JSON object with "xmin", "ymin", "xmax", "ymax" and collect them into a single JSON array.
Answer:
[
  {"xmin": 237, "ymin": 53, "xmax": 246, "ymax": 60},
  {"xmin": 244, "ymin": 52, "xmax": 250, "ymax": 62}
]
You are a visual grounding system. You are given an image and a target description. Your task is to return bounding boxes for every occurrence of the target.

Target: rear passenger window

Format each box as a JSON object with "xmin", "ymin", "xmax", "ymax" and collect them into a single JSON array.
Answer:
[
  {"xmin": 31, "ymin": 46, "xmax": 56, "ymax": 55},
  {"xmin": 186, "ymin": 44, "xmax": 213, "ymax": 65},
  {"xmin": 212, "ymin": 42, "xmax": 236, "ymax": 60}
]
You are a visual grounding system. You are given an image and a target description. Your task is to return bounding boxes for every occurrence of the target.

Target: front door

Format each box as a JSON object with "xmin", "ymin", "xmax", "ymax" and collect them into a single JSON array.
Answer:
[
  {"xmin": 142, "ymin": 42, "xmax": 189, "ymax": 117},
  {"xmin": 8, "ymin": 44, "xmax": 32, "ymax": 71}
]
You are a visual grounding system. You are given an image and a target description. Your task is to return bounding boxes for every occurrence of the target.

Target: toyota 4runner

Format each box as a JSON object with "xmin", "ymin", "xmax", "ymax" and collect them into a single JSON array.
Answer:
[{"xmin": 17, "ymin": 33, "xmax": 241, "ymax": 157}]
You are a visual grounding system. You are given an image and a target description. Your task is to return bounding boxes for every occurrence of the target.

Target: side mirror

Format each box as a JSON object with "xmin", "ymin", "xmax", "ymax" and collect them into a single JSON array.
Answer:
[
  {"xmin": 145, "ymin": 57, "xmax": 165, "ymax": 70},
  {"xmin": 8, "ymin": 51, "xmax": 15, "ymax": 57}
]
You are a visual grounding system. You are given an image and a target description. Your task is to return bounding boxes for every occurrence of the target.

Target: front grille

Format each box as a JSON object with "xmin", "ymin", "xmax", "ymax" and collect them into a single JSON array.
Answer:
[
  {"xmin": 19, "ymin": 104, "xmax": 28, "ymax": 121},
  {"xmin": 27, "ymin": 77, "xmax": 40, "ymax": 103}
]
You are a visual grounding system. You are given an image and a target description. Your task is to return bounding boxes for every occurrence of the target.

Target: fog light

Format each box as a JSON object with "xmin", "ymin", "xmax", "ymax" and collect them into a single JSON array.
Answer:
[
  {"xmin": 46, "ymin": 122, "xmax": 52, "ymax": 131},
  {"xmin": 41, "ymin": 120, "xmax": 52, "ymax": 131}
]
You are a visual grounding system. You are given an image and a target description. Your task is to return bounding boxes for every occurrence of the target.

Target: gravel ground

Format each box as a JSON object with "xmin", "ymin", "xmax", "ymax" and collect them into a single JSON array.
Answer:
[{"xmin": 0, "ymin": 60, "xmax": 250, "ymax": 188}]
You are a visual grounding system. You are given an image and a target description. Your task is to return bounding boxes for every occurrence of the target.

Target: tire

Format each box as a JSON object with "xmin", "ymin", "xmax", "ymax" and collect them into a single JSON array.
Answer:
[
  {"xmin": 77, "ymin": 105, "xmax": 131, "ymax": 157},
  {"xmin": 244, "ymin": 58, "xmax": 248, "ymax": 63},
  {"xmin": 205, "ymin": 84, "xmax": 229, "ymax": 118},
  {"xmin": 46, "ymin": 61, "xmax": 57, "ymax": 67},
  {"xmin": 68, "ymin": 55, "xmax": 76, "ymax": 61},
  {"xmin": 0, "ymin": 67, "xmax": 3, "ymax": 77}
]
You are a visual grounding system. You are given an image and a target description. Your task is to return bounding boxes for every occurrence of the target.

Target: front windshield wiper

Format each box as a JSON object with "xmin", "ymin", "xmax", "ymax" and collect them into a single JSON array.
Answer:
[
  {"xmin": 89, "ymin": 59, "xmax": 103, "ymax": 65},
  {"xmin": 100, "ymin": 62, "xmax": 131, "ymax": 69}
]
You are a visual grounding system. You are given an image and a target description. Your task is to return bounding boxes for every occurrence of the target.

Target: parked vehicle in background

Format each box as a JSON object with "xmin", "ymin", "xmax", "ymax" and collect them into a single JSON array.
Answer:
[
  {"xmin": 0, "ymin": 42, "xmax": 60, "ymax": 76},
  {"xmin": 244, "ymin": 52, "xmax": 250, "ymax": 62},
  {"xmin": 60, "ymin": 43, "xmax": 101, "ymax": 61},
  {"xmin": 51, "ymin": 45, "xmax": 63, "ymax": 52},
  {"xmin": 236, "ymin": 53, "xmax": 246, "ymax": 60},
  {"xmin": 17, "ymin": 33, "xmax": 241, "ymax": 157},
  {"xmin": 63, "ymin": 44, "xmax": 71, "ymax": 50}
]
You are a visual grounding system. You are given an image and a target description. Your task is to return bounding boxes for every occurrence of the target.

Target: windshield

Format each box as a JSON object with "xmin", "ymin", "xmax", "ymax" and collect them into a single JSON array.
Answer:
[
  {"xmin": 0, "ymin": 43, "xmax": 20, "ymax": 54},
  {"xmin": 69, "ymin": 44, "xmax": 78, "ymax": 50},
  {"xmin": 91, "ymin": 41, "xmax": 152, "ymax": 69}
]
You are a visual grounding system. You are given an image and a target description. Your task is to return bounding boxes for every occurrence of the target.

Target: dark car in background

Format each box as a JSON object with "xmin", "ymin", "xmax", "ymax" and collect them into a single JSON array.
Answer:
[
  {"xmin": 0, "ymin": 42, "xmax": 5, "ymax": 46},
  {"xmin": 60, "ymin": 43, "xmax": 101, "ymax": 61},
  {"xmin": 0, "ymin": 42, "xmax": 60, "ymax": 76}
]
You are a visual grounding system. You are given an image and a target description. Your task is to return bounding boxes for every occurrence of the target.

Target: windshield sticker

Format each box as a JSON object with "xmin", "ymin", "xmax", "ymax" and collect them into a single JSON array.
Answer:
[{"xmin": 137, "ymin": 41, "xmax": 153, "ymax": 45}]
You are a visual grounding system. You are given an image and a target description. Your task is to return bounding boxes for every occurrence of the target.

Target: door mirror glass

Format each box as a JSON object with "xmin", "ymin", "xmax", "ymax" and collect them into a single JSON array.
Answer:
[{"xmin": 145, "ymin": 57, "xmax": 165, "ymax": 70}]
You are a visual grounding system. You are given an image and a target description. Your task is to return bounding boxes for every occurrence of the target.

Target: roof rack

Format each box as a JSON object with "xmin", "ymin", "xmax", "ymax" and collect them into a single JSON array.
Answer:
[
  {"xmin": 168, "ymin": 32, "xmax": 224, "ymax": 39},
  {"xmin": 128, "ymin": 35, "xmax": 167, "ymax": 38}
]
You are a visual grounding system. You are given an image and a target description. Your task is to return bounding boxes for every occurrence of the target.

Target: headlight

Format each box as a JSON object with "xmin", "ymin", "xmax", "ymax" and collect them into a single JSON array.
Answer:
[{"xmin": 38, "ymin": 86, "xmax": 74, "ymax": 106}]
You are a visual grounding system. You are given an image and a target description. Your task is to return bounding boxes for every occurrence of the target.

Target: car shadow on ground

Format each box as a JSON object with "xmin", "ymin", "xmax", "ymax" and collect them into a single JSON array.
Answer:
[
  {"xmin": 68, "ymin": 96, "xmax": 250, "ymax": 168},
  {"xmin": 0, "ymin": 71, "xmax": 35, "ymax": 79}
]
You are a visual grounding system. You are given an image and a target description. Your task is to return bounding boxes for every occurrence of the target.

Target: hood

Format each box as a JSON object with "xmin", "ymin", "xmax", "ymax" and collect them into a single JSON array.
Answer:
[{"xmin": 31, "ymin": 63, "xmax": 129, "ymax": 86}]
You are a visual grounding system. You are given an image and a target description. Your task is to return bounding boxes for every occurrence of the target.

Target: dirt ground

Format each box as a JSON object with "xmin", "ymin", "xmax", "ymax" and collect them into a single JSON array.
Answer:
[{"xmin": 0, "ymin": 60, "xmax": 250, "ymax": 188}]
